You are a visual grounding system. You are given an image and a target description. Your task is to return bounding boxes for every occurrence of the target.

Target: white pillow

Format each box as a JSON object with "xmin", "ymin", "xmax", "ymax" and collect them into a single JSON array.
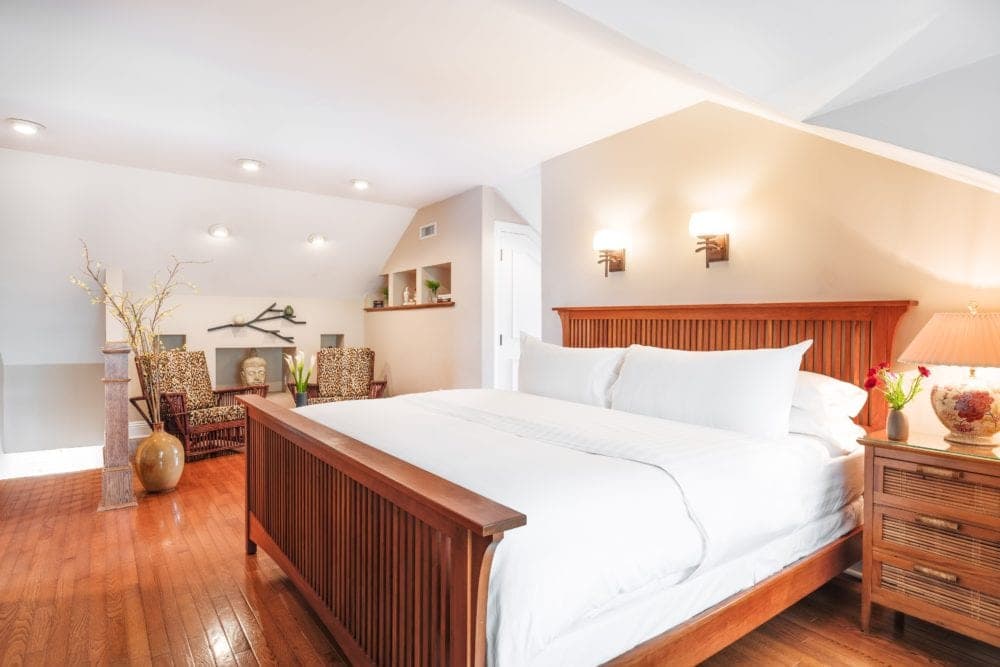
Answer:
[
  {"xmin": 793, "ymin": 371, "xmax": 869, "ymax": 419},
  {"xmin": 789, "ymin": 406, "xmax": 866, "ymax": 456},
  {"xmin": 609, "ymin": 341, "xmax": 813, "ymax": 439},
  {"xmin": 517, "ymin": 334, "xmax": 625, "ymax": 407}
]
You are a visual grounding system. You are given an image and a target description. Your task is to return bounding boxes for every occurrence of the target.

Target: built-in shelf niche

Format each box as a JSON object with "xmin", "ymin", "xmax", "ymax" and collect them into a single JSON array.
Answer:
[
  {"xmin": 156, "ymin": 334, "xmax": 186, "ymax": 351},
  {"xmin": 215, "ymin": 346, "xmax": 295, "ymax": 392},
  {"xmin": 421, "ymin": 262, "xmax": 452, "ymax": 303},
  {"xmin": 367, "ymin": 262, "xmax": 454, "ymax": 312},
  {"xmin": 390, "ymin": 269, "xmax": 417, "ymax": 306},
  {"xmin": 320, "ymin": 333, "xmax": 344, "ymax": 348}
]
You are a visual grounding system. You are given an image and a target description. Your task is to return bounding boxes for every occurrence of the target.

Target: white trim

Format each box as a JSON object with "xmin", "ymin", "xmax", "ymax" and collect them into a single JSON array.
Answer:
[
  {"xmin": 0, "ymin": 445, "xmax": 103, "ymax": 480},
  {"xmin": 130, "ymin": 420, "xmax": 151, "ymax": 440}
]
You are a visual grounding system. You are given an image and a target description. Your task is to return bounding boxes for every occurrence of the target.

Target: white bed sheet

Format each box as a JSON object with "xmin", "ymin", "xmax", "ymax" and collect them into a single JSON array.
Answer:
[
  {"xmin": 534, "ymin": 497, "xmax": 863, "ymax": 665},
  {"xmin": 299, "ymin": 389, "xmax": 864, "ymax": 665}
]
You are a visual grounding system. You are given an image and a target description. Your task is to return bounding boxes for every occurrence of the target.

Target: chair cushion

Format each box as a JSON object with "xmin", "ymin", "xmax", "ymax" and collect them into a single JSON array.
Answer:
[
  {"xmin": 182, "ymin": 351, "xmax": 216, "ymax": 410},
  {"xmin": 307, "ymin": 395, "xmax": 370, "ymax": 405},
  {"xmin": 316, "ymin": 347, "xmax": 374, "ymax": 399},
  {"xmin": 188, "ymin": 404, "xmax": 246, "ymax": 427},
  {"xmin": 142, "ymin": 350, "xmax": 216, "ymax": 412}
]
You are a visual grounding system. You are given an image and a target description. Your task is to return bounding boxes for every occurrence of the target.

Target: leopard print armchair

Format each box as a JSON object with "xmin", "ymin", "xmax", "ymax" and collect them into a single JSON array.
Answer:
[
  {"xmin": 131, "ymin": 349, "xmax": 268, "ymax": 459},
  {"xmin": 286, "ymin": 347, "xmax": 387, "ymax": 404}
]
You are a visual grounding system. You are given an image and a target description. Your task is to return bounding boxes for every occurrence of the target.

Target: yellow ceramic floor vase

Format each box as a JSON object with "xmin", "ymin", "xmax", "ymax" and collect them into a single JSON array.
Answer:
[{"xmin": 134, "ymin": 422, "xmax": 185, "ymax": 492}]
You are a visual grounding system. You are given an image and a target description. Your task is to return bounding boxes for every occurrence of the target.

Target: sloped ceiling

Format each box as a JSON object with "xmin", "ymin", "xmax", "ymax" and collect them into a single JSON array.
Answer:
[
  {"xmin": 557, "ymin": 0, "xmax": 1000, "ymax": 184},
  {"xmin": 0, "ymin": 0, "xmax": 706, "ymax": 209}
]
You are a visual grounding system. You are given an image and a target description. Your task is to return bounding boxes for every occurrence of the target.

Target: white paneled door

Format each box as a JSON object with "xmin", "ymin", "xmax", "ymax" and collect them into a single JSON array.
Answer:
[{"xmin": 493, "ymin": 223, "xmax": 541, "ymax": 390}]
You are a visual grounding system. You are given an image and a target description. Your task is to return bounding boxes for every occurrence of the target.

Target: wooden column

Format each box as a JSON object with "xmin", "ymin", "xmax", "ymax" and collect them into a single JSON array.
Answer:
[{"xmin": 98, "ymin": 341, "xmax": 137, "ymax": 511}]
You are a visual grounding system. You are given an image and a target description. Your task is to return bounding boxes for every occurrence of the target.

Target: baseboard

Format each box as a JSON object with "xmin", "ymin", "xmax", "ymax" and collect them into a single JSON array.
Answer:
[{"xmin": 129, "ymin": 420, "xmax": 151, "ymax": 440}]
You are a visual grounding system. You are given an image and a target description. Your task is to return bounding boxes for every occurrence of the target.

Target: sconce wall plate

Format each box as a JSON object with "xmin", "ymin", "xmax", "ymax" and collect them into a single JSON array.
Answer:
[
  {"xmin": 598, "ymin": 249, "xmax": 626, "ymax": 277},
  {"xmin": 695, "ymin": 234, "xmax": 729, "ymax": 269}
]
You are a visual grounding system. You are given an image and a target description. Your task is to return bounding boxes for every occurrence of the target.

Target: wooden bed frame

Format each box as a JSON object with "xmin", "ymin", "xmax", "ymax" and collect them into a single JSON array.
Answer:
[{"xmin": 242, "ymin": 299, "xmax": 914, "ymax": 666}]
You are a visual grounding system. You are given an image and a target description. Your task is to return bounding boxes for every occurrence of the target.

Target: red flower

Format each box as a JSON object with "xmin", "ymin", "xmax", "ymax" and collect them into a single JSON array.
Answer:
[
  {"xmin": 918, "ymin": 366, "xmax": 930, "ymax": 378},
  {"xmin": 878, "ymin": 361, "xmax": 890, "ymax": 370},
  {"xmin": 954, "ymin": 391, "xmax": 994, "ymax": 422},
  {"xmin": 867, "ymin": 366, "xmax": 877, "ymax": 377},
  {"xmin": 863, "ymin": 376, "xmax": 878, "ymax": 390}
]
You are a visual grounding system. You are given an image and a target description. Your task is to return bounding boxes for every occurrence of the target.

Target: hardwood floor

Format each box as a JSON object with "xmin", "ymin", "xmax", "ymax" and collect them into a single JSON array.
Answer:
[{"xmin": 1, "ymin": 453, "xmax": 997, "ymax": 666}]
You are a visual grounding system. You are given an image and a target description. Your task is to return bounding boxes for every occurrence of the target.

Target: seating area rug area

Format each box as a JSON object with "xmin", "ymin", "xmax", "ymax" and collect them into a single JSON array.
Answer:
[{"xmin": 0, "ymin": 453, "xmax": 996, "ymax": 665}]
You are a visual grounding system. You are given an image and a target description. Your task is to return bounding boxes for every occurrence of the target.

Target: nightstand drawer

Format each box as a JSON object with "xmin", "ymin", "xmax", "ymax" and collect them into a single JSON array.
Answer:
[
  {"xmin": 875, "ymin": 456, "xmax": 1000, "ymax": 527},
  {"xmin": 874, "ymin": 506, "xmax": 1000, "ymax": 585},
  {"xmin": 874, "ymin": 554, "xmax": 1000, "ymax": 634}
]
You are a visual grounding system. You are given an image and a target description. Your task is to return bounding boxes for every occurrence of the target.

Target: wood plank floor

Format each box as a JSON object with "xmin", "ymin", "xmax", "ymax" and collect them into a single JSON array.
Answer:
[{"xmin": 1, "ymin": 453, "xmax": 997, "ymax": 666}]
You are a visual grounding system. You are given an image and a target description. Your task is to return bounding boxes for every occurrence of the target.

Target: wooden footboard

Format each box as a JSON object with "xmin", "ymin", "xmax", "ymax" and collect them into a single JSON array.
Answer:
[{"xmin": 240, "ymin": 396, "xmax": 526, "ymax": 666}]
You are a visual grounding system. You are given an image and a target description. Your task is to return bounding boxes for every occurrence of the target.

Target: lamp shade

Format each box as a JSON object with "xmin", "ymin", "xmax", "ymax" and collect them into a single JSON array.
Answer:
[
  {"xmin": 592, "ymin": 229, "xmax": 628, "ymax": 251},
  {"xmin": 898, "ymin": 312, "xmax": 1000, "ymax": 368},
  {"xmin": 688, "ymin": 209, "xmax": 732, "ymax": 237}
]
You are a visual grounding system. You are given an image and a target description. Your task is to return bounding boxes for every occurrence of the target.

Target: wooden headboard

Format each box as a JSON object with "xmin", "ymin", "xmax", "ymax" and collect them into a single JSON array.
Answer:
[{"xmin": 554, "ymin": 300, "xmax": 915, "ymax": 428}]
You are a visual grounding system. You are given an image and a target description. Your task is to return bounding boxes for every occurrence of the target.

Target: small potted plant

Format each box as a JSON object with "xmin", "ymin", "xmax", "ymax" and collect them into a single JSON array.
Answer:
[
  {"xmin": 865, "ymin": 362, "xmax": 930, "ymax": 441},
  {"xmin": 424, "ymin": 278, "xmax": 441, "ymax": 302},
  {"xmin": 284, "ymin": 351, "xmax": 315, "ymax": 408}
]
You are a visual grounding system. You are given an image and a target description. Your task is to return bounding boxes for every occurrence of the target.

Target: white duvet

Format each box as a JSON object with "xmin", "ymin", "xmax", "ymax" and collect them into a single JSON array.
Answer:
[{"xmin": 299, "ymin": 389, "xmax": 861, "ymax": 665}]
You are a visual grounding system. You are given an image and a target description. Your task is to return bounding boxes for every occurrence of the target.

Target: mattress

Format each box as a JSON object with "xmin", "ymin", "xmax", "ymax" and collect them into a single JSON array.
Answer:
[{"xmin": 300, "ymin": 389, "xmax": 864, "ymax": 665}]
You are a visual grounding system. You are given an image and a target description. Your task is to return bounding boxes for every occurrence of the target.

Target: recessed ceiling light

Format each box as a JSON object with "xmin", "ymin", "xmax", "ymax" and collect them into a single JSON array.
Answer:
[
  {"xmin": 307, "ymin": 233, "xmax": 327, "ymax": 246},
  {"xmin": 237, "ymin": 158, "xmax": 263, "ymax": 173},
  {"xmin": 6, "ymin": 118, "xmax": 45, "ymax": 136},
  {"xmin": 208, "ymin": 224, "xmax": 230, "ymax": 239},
  {"xmin": 350, "ymin": 179, "xmax": 370, "ymax": 191}
]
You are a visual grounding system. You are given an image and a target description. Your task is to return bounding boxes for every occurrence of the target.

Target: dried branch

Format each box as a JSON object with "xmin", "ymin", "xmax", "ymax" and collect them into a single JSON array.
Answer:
[{"xmin": 71, "ymin": 240, "xmax": 204, "ymax": 424}]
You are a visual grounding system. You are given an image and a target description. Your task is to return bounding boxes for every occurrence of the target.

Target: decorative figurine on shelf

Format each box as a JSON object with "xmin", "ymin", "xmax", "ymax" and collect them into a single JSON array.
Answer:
[
  {"xmin": 403, "ymin": 285, "xmax": 415, "ymax": 305},
  {"xmin": 240, "ymin": 348, "xmax": 267, "ymax": 386}
]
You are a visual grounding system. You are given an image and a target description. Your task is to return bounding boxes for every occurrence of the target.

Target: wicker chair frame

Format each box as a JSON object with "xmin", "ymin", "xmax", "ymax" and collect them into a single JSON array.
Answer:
[{"xmin": 130, "ymin": 353, "xmax": 268, "ymax": 460}]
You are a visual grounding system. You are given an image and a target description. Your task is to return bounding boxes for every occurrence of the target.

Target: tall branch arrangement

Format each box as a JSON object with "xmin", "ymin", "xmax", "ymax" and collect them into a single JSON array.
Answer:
[{"xmin": 71, "ymin": 241, "xmax": 201, "ymax": 424}]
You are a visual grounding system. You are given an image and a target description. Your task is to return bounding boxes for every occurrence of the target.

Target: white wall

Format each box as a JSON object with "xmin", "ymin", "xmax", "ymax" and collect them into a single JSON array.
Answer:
[{"xmin": 0, "ymin": 148, "xmax": 405, "ymax": 452}]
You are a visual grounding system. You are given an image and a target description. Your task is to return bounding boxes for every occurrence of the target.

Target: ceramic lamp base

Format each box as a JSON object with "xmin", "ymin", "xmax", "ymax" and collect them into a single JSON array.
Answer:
[{"xmin": 931, "ymin": 374, "xmax": 1000, "ymax": 447}]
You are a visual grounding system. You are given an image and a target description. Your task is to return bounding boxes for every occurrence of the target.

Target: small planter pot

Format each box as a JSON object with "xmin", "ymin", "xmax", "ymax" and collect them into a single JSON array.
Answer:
[
  {"xmin": 886, "ymin": 409, "xmax": 909, "ymax": 442},
  {"xmin": 295, "ymin": 391, "xmax": 309, "ymax": 408}
]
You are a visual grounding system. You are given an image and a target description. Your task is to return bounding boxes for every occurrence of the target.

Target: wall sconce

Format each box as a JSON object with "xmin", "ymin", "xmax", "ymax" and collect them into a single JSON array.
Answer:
[
  {"xmin": 593, "ymin": 229, "xmax": 627, "ymax": 277},
  {"xmin": 689, "ymin": 210, "xmax": 731, "ymax": 269}
]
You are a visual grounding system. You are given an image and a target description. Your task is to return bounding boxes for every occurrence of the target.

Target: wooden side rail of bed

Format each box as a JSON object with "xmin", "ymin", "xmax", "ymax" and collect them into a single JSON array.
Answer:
[{"xmin": 241, "ymin": 395, "xmax": 526, "ymax": 666}]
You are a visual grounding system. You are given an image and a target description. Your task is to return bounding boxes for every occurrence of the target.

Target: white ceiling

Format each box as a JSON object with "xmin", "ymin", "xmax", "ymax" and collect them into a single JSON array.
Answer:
[
  {"xmin": 557, "ymin": 0, "xmax": 1000, "ymax": 183},
  {"xmin": 0, "ymin": 0, "xmax": 707, "ymax": 209},
  {"xmin": 3, "ymin": 0, "xmax": 996, "ymax": 212}
]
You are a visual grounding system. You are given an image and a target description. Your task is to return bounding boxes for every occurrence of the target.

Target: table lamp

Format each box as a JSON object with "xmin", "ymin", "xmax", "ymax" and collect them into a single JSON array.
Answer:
[{"xmin": 898, "ymin": 303, "xmax": 1000, "ymax": 446}]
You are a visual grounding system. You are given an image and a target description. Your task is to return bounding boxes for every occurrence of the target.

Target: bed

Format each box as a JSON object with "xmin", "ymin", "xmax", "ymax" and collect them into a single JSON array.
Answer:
[{"xmin": 241, "ymin": 300, "xmax": 914, "ymax": 665}]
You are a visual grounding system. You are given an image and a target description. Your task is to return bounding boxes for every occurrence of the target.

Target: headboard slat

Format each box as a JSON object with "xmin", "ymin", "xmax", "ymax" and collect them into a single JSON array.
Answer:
[{"xmin": 554, "ymin": 300, "xmax": 915, "ymax": 429}]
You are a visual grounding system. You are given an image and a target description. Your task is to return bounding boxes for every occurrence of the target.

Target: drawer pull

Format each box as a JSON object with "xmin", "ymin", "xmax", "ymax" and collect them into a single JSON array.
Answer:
[
  {"xmin": 914, "ymin": 515, "xmax": 960, "ymax": 531},
  {"xmin": 912, "ymin": 564, "xmax": 958, "ymax": 583},
  {"xmin": 915, "ymin": 465, "xmax": 963, "ymax": 480}
]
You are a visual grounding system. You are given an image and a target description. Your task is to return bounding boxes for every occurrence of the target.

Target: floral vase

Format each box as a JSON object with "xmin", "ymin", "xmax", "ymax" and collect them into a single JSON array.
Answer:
[
  {"xmin": 886, "ymin": 409, "xmax": 909, "ymax": 442},
  {"xmin": 134, "ymin": 422, "xmax": 184, "ymax": 492},
  {"xmin": 295, "ymin": 391, "xmax": 308, "ymax": 408}
]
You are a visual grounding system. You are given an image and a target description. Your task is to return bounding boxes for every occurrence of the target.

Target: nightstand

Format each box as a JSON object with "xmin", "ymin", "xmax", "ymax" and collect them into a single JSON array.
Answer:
[{"xmin": 859, "ymin": 430, "xmax": 1000, "ymax": 647}]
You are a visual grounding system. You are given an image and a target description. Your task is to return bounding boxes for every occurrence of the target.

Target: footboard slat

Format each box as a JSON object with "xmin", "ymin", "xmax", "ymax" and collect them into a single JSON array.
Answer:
[{"xmin": 241, "ymin": 396, "xmax": 525, "ymax": 666}]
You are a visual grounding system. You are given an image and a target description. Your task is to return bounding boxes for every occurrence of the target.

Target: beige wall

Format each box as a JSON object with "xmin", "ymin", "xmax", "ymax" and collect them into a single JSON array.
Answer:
[
  {"xmin": 541, "ymin": 101, "xmax": 1000, "ymax": 434},
  {"xmin": 366, "ymin": 188, "xmax": 486, "ymax": 394},
  {"xmin": 366, "ymin": 187, "xmax": 531, "ymax": 395}
]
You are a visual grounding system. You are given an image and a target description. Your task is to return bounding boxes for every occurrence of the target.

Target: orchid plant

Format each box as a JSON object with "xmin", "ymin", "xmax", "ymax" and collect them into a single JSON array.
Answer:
[
  {"xmin": 284, "ymin": 350, "xmax": 315, "ymax": 394},
  {"xmin": 864, "ymin": 361, "xmax": 930, "ymax": 411}
]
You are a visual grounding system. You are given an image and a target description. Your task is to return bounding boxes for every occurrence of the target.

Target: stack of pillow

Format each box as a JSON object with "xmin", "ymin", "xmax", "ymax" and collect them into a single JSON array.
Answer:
[{"xmin": 517, "ymin": 334, "xmax": 867, "ymax": 455}]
